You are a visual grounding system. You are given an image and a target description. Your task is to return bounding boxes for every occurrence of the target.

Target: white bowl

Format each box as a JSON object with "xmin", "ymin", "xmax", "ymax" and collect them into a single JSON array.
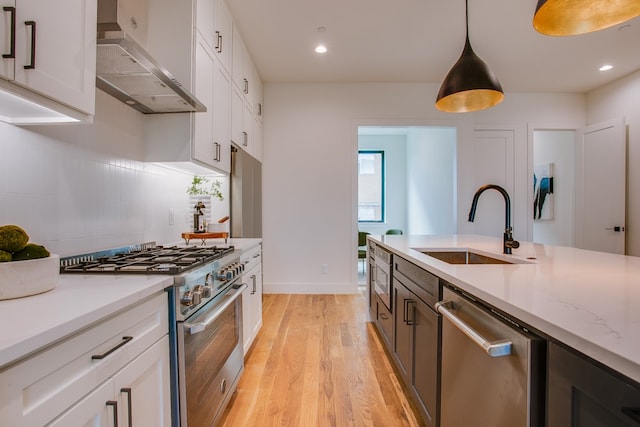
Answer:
[{"xmin": 0, "ymin": 254, "xmax": 59, "ymax": 300}]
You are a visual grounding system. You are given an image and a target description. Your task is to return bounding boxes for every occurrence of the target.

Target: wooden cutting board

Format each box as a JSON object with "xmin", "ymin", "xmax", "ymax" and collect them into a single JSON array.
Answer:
[{"xmin": 181, "ymin": 232, "xmax": 229, "ymax": 245}]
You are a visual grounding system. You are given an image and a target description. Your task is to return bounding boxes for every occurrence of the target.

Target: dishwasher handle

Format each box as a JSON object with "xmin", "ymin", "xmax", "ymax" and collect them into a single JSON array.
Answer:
[{"xmin": 436, "ymin": 300, "xmax": 512, "ymax": 357}]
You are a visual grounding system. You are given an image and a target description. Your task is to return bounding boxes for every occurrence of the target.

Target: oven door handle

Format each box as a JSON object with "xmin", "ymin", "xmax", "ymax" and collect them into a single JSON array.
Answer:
[{"xmin": 184, "ymin": 284, "xmax": 247, "ymax": 334}]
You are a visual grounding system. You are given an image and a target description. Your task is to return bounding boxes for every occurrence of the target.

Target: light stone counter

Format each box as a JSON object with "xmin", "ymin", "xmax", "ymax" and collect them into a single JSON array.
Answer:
[
  {"xmin": 0, "ymin": 274, "xmax": 173, "ymax": 370},
  {"xmin": 370, "ymin": 234, "xmax": 640, "ymax": 384}
]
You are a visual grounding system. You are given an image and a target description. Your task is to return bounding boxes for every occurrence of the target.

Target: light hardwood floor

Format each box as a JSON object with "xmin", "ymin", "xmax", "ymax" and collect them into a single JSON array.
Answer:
[{"xmin": 218, "ymin": 293, "xmax": 422, "ymax": 427}]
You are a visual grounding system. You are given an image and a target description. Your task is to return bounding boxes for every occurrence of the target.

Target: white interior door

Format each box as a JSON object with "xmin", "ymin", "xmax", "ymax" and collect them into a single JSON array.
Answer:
[
  {"xmin": 470, "ymin": 130, "xmax": 515, "ymax": 238},
  {"xmin": 575, "ymin": 118, "xmax": 626, "ymax": 254}
]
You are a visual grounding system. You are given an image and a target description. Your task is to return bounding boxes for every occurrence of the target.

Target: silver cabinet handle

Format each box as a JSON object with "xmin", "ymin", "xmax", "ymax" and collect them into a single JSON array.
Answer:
[
  {"xmin": 250, "ymin": 274, "xmax": 257, "ymax": 294},
  {"xmin": 436, "ymin": 300, "xmax": 512, "ymax": 357},
  {"xmin": 213, "ymin": 142, "xmax": 221, "ymax": 162},
  {"xmin": 215, "ymin": 30, "xmax": 222, "ymax": 53}
]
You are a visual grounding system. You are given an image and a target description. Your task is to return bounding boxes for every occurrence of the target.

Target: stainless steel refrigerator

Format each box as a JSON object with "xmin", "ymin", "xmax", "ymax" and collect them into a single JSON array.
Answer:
[{"xmin": 230, "ymin": 145, "xmax": 262, "ymax": 238}]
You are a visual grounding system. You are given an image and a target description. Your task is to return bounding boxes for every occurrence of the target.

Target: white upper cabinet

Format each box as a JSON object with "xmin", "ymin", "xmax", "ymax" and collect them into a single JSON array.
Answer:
[
  {"xmin": 232, "ymin": 24, "xmax": 262, "ymax": 114},
  {"xmin": 195, "ymin": 0, "xmax": 215, "ymax": 51},
  {"xmin": 214, "ymin": 0, "xmax": 232, "ymax": 71},
  {"xmin": 0, "ymin": 0, "xmax": 96, "ymax": 123},
  {"xmin": 145, "ymin": 28, "xmax": 231, "ymax": 175},
  {"xmin": 195, "ymin": 0, "xmax": 231, "ymax": 72},
  {"xmin": 193, "ymin": 32, "xmax": 231, "ymax": 172},
  {"xmin": 231, "ymin": 26, "xmax": 247, "ymax": 97}
]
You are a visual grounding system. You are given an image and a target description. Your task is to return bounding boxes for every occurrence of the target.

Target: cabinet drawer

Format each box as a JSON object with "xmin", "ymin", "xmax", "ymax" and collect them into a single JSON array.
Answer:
[
  {"xmin": 241, "ymin": 244, "xmax": 262, "ymax": 272},
  {"xmin": 394, "ymin": 256, "xmax": 441, "ymax": 307},
  {"xmin": 0, "ymin": 292, "xmax": 168, "ymax": 426}
]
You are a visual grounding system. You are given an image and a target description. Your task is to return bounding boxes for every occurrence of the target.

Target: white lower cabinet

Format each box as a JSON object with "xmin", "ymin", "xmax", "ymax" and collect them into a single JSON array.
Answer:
[
  {"xmin": 241, "ymin": 244, "xmax": 263, "ymax": 354},
  {"xmin": 0, "ymin": 293, "xmax": 170, "ymax": 427},
  {"xmin": 49, "ymin": 337, "xmax": 171, "ymax": 427}
]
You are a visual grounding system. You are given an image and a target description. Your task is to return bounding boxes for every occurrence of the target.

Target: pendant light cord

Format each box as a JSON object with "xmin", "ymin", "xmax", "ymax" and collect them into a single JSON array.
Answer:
[{"xmin": 465, "ymin": 0, "xmax": 470, "ymax": 41}]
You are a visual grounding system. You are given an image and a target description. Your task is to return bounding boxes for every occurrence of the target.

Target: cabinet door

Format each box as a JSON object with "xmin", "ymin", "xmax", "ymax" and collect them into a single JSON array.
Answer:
[
  {"xmin": 212, "ymin": 58, "xmax": 231, "ymax": 173},
  {"xmin": 242, "ymin": 263, "xmax": 263, "ymax": 353},
  {"xmin": 548, "ymin": 342, "xmax": 640, "ymax": 427},
  {"xmin": 252, "ymin": 113, "xmax": 262, "ymax": 161},
  {"xmin": 368, "ymin": 256, "xmax": 376, "ymax": 318},
  {"xmin": 196, "ymin": 0, "xmax": 215, "ymax": 50},
  {"xmin": 0, "ymin": 0, "xmax": 15, "ymax": 80},
  {"xmin": 231, "ymin": 84, "xmax": 243, "ymax": 146},
  {"xmin": 214, "ymin": 0, "xmax": 232, "ymax": 71},
  {"xmin": 14, "ymin": 0, "xmax": 96, "ymax": 114},
  {"xmin": 412, "ymin": 298, "xmax": 439, "ymax": 427},
  {"xmin": 47, "ymin": 379, "xmax": 115, "ymax": 427},
  {"xmin": 113, "ymin": 336, "xmax": 171, "ymax": 427},
  {"xmin": 248, "ymin": 264, "xmax": 263, "ymax": 340},
  {"xmin": 231, "ymin": 25, "xmax": 244, "ymax": 91},
  {"xmin": 193, "ymin": 33, "xmax": 216, "ymax": 167},
  {"xmin": 394, "ymin": 281, "xmax": 413, "ymax": 379}
]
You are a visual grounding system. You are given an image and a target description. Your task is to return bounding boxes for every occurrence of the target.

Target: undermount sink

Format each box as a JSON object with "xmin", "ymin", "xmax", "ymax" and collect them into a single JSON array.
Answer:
[{"xmin": 419, "ymin": 250, "xmax": 520, "ymax": 265}]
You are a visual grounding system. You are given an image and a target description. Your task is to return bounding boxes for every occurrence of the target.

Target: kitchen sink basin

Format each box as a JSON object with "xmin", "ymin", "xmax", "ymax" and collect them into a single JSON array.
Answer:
[{"xmin": 419, "ymin": 250, "xmax": 518, "ymax": 265}]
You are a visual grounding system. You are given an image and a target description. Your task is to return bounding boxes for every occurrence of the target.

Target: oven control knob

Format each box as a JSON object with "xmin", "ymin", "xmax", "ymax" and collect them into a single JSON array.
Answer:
[
  {"xmin": 192, "ymin": 290, "xmax": 202, "ymax": 305},
  {"xmin": 192, "ymin": 285, "xmax": 203, "ymax": 305},
  {"xmin": 216, "ymin": 269, "xmax": 228, "ymax": 281},
  {"xmin": 181, "ymin": 291, "xmax": 194, "ymax": 307},
  {"xmin": 202, "ymin": 284, "xmax": 213, "ymax": 298}
]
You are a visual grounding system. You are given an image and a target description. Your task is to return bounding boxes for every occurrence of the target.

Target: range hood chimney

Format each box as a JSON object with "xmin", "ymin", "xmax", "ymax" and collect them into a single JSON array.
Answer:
[{"xmin": 96, "ymin": 0, "xmax": 206, "ymax": 114}]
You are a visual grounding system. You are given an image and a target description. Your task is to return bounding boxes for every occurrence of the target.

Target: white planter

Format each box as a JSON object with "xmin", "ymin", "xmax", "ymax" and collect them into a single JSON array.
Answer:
[{"xmin": 0, "ymin": 254, "xmax": 60, "ymax": 300}]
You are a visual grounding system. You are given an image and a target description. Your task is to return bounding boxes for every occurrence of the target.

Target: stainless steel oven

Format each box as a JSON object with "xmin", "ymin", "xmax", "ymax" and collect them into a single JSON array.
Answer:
[
  {"xmin": 59, "ymin": 243, "xmax": 246, "ymax": 427},
  {"xmin": 176, "ymin": 280, "xmax": 246, "ymax": 427},
  {"xmin": 374, "ymin": 245, "xmax": 392, "ymax": 311}
]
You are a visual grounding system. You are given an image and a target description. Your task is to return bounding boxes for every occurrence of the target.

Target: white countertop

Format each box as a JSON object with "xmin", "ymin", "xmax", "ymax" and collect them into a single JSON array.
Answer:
[
  {"xmin": 370, "ymin": 234, "xmax": 640, "ymax": 384},
  {"xmin": 0, "ymin": 274, "xmax": 173, "ymax": 370}
]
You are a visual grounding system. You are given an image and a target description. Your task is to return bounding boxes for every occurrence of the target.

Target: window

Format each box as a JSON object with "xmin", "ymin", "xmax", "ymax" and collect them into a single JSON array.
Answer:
[{"xmin": 358, "ymin": 150, "xmax": 384, "ymax": 222}]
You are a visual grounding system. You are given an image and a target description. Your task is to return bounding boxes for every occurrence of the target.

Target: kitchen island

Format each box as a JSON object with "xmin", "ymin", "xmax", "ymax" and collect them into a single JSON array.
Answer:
[{"xmin": 369, "ymin": 234, "xmax": 640, "ymax": 384}]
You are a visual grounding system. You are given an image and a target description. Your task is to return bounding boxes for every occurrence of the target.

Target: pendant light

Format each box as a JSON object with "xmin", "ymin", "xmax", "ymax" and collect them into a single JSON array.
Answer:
[
  {"xmin": 435, "ymin": 0, "xmax": 504, "ymax": 113},
  {"xmin": 533, "ymin": 0, "xmax": 640, "ymax": 36}
]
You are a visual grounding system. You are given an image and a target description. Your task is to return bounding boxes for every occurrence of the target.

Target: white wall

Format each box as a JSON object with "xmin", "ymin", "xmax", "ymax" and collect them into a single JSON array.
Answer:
[
  {"xmin": 358, "ymin": 134, "xmax": 407, "ymax": 235},
  {"xmin": 586, "ymin": 70, "xmax": 640, "ymax": 256},
  {"xmin": 262, "ymin": 83, "xmax": 586, "ymax": 293},
  {"xmin": 406, "ymin": 127, "xmax": 456, "ymax": 235},
  {"xmin": 532, "ymin": 130, "xmax": 576, "ymax": 247},
  {"xmin": 0, "ymin": 91, "xmax": 228, "ymax": 256}
]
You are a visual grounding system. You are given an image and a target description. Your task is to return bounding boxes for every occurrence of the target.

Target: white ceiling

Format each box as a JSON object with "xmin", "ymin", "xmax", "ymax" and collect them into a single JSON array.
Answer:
[{"xmin": 225, "ymin": 0, "xmax": 640, "ymax": 93}]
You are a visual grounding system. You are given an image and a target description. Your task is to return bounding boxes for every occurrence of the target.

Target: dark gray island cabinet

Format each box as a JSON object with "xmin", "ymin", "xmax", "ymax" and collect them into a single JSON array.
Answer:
[
  {"xmin": 548, "ymin": 341, "xmax": 640, "ymax": 426},
  {"xmin": 366, "ymin": 237, "xmax": 640, "ymax": 427}
]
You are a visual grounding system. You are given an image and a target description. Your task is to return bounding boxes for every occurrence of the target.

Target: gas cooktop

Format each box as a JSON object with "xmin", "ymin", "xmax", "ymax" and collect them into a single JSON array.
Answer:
[{"xmin": 59, "ymin": 243, "xmax": 235, "ymax": 275}]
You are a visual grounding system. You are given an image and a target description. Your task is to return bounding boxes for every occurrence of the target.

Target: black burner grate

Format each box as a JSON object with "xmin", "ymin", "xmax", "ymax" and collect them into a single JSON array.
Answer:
[{"xmin": 60, "ymin": 244, "xmax": 235, "ymax": 275}]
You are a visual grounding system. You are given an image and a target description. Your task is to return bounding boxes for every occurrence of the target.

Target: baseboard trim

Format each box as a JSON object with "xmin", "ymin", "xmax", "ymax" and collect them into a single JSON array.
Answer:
[{"xmin": 263, "ymin": 282, "xmax": 359, "ymax": 294}]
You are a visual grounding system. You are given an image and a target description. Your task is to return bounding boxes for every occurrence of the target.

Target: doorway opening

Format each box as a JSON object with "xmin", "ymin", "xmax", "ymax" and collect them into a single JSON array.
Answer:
[{"xmin": 356, "ymin": 126, "xmax": 457, "ymax": 283}]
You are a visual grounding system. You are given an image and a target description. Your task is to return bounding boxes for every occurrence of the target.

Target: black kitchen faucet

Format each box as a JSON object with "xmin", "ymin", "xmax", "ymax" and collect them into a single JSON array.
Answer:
[{"xmin": 468, "ymin": 184, "xmax": 520, "ymax": 254}]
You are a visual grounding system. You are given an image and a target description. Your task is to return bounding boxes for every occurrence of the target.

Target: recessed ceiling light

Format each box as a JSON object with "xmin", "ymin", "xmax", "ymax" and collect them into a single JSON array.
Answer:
[
  {"xmin": 315, "ymin": 45, "xmax": 327, "ymax": 54},
  {"xmin": 599, "ymin": 64, "xmax": 613, "ymax": 71}
]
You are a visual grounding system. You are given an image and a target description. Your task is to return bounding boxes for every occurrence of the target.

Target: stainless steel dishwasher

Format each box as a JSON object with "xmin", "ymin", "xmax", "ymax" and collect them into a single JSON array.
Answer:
[{"xmin": 436, "ymin": 286, "xmax": 544, "ymax": 427}]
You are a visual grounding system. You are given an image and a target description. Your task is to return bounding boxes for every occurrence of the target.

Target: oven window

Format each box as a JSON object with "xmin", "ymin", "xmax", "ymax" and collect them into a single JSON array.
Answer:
[{"xmin": 183, "ymin": 300, "xmax": 239, "ymax": 426}]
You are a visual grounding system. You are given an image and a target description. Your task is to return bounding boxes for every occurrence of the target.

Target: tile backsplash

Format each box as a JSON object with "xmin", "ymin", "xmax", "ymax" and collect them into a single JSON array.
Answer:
[{"xmin": 0, "ymin": 91, "xmax": 228, "ymax": 256}]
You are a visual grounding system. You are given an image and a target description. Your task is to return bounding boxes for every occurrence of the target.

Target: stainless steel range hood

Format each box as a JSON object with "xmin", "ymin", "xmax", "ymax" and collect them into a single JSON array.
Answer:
[{"xmin": 96, "ymin": 0, "xmax": 206, "ymax": 114}]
